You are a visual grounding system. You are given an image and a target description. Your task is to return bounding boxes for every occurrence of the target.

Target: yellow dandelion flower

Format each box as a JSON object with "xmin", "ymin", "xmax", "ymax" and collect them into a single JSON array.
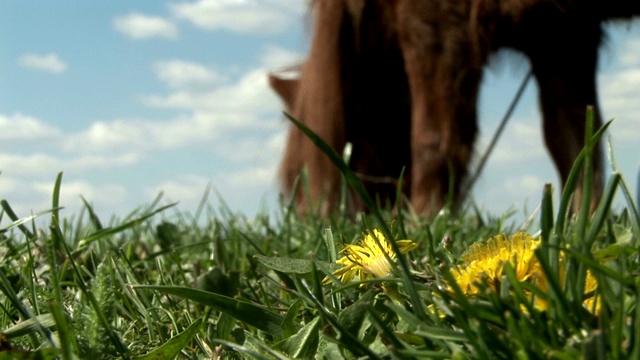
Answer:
[
  {"xmin": 452, "ymin": 232, "xmax": 540, "ymax": 295},
  {"xmin": 531, "ymin": 263, "xmax": 600, "ymax": 313},
  {"xmin": 324, "ymin": 229, "xmax": 418, "ymax": 285},
  {"xmin": 583, "ymin": 271, "xmax": 601, "ymax": 314},
  {"xmin": 449, "ymin": 232, "xmax": 600, "ymax": 314}
]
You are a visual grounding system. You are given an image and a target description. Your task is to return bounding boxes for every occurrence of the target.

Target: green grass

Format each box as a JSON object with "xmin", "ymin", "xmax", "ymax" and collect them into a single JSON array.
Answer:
[
  {"xmin": 0, "ymin": 168, "xmax": 639, "ymax": 359},
  {"xmin": 2, "ymin": 112, "xmax": 640, "ymax": 359}
]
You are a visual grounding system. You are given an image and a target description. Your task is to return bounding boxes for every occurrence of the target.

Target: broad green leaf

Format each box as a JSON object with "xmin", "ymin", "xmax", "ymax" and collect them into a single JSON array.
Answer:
[
  {"xmin": 275, "ymin": 316, "xmax": 321, "ymax": 359},
  {"xmin": 315, "ymin": 338, "xmax": 344, "ymax": 360},
  {"xmin": 282, "ymin": 300, "xmax": 304, "ymax": 338},
  {"xmin": 254, "ymin": 255, "xmax": 335, "ymax": 275},
  {"xmin": 215, "ymin": 313, "xmax": 236, "ymax": 340},
  {"xmin": 338, "ymin": 291, "xmax": 373, "ymax": 337},
  {"xmin": 134, "ymin": 318, "xmax": 202, "ymax": 360},
  {"xmin": 254, "ymin": 255, "xmax": 314, "ymax": 274},
  {"xmin": 134, "ymin": 285, "xmax": 289, "ymax": 337}
]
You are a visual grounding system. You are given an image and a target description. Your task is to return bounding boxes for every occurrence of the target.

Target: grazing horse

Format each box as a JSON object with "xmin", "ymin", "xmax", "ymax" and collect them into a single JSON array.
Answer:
[{"xmin": 271, "ymin": 0, "xmax": 640, "ymax": 217}]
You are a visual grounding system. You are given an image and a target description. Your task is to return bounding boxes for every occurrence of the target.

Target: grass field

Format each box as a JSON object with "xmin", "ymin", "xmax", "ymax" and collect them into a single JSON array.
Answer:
[{"xmin": 2, "ymin": 116, "xmax": 640, "ymax": 359}]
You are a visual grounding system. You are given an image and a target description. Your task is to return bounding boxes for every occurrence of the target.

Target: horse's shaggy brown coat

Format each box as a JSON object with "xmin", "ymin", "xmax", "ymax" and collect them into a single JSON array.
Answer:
[{"xmin": 272, "ymin": 0, "xmax": 640, "ymax": 216}]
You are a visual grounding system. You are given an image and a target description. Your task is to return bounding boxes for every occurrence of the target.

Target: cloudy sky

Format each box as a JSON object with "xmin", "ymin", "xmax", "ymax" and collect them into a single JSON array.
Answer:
[{"xmin": 1, "ymin": 1, "xmax": 639, "ymax": 226}]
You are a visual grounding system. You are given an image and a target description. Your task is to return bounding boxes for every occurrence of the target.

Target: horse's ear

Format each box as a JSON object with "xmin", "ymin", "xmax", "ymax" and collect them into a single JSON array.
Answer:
[{"xmin": 268, "ymin": 73, "xmax": 299, "ymax": 110}]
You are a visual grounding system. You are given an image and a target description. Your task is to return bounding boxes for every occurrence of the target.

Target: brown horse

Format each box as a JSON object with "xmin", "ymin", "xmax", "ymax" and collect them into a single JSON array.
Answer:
[{"xmin": 271, "ymin": 0, "xmax": 640, "ymax": 217}]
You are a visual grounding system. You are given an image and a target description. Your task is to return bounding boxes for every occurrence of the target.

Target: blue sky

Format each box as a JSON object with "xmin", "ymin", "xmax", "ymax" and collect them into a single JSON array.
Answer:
[{"xmin": 1, "ymin": 1, "xmax": 639, "ymax": 226}]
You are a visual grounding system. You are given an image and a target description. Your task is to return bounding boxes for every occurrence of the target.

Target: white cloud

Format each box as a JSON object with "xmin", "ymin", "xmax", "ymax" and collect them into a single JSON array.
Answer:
[
  {"xmin": 261, "ymin": 45, "xmax": 303, "ymax": 69},
  {"xmin": 503, "ymin": 175, "xmax": 546, "ymax": 197},
  {"xmin": 617, "ymin": 39, "xmax": 640, "ymax": 68},
  {"xmin": 144, "ymin": 171, "xmax": 280, "ymax": 216},
  {"xmin": 215, "ymin": 130, "xmax": 285, "ymax": 164},
  {"xmin": 0, "ymin": 175, "xmax": 53, "ymax": 220},
  {"xmin": 170, "ymin": 0, "xmax": 304, "ymax": 35},
  {"xmin": 0, "ymin": 176, "xmax": 21, "ymax": 195},
  {"xmin": 68, "ymin": 112, "xmax": 252, "ymax": 153},
  {"xmin": 18, "ymin": 53, "xmax": 67, "ymax": 74},
  {"xmin": 64, "ymin": 111, "xmax": 268, "ymax": 153},
  {"xmin": 154, "ymin": 60, "xmax": 224, "ymax": 89},
  {"xmin": 0, "ymin": 152, "xmax": 142, "ymax": 175},
  {"xmin": 601, "ymin": 22, "xmax": 640, "ymax": 69},
  {"xmin": 34, "ymin": 58, "xmax": 281, "ymax": 157},
  {"xmin": 129, "ymin": 48, "xmax": 295, "ymax": 154},
  {"xmin": 145, "ymin": 175, "xmax": 211, "ymax": 205},
  {"xmin": 226, "ymin": 165, "xmax": 277, "ymax": 189},
  {"xmin": 143, "ymin": 68, "xmax": 280, "ymax": 113},
  {"xmin": 0, "ymin": 112, "xmax": 63, "ymax": 141},
  {"xmin": 471, "ymin": 172, "xmax": 551, "ymax": 219},
  {"xmin": 113, "ymin": 13, "xmax": 178, "ymax": 40},
  {"xmin": 477, "ymin": 120, "xmax": 547, "ymax": 165},
  {"xmin": 0, "ymin": 153, "xmax": 62, "ymax": 175},
  {"xmin": 600, "ymin": 68, "xmax": 640, "ymax": 146},
  {"xmin": 68, "ymin": 154, "xmax": 142, "ymax": 169},
  {"xmin": 34, "ymin": 180, "xmax": 128, "ymax": 206},
  {"xmin": 601, "ymin": 68, "xmax": 640, "ymax": 98},
  {"xmin": 0, "ymin": 173, "xmax": 129, "ymax": 221},
  {"xmin": 596, "ymin": 25, "xmax": 640, "ymax": 153},
  {"xmin": 66, "ymin": 119, "xmax": 147, "ymax": 152},
  {"xmin": 5, "ymin": 30, "xmax": 310, "ymax": 221}
]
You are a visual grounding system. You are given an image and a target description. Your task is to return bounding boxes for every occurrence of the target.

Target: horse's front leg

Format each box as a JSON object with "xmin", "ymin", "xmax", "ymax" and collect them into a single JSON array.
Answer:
[
  {"xmin": 522, "ymin": 16, "xmax": 604, "ymax": 214},
  {"xmin": 396, "ymin": 2, "xmax": 482, "ymax": 216}
]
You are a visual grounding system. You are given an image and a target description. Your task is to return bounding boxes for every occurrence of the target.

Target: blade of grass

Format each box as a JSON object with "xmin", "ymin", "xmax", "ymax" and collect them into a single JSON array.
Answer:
[
  {"xmin": 606, "ymin": 150, "xmax": 640, "ymax": 236},
  {"xmin": 631, "ymin": 277, "xmax": 640, "ymax": 359},
  {"xmin": 323, "ymin": 228, "xmax": 343, "ymax": 311},
  {"xmin": 51, "ymin": 223, "xmax": 130, "ymax": 357},
  {"xmin": 534, "ymin": 248, "xmax": 580, "ymax": 332},
  {"xmin": 1, "ymin": 314, "xmax": 56, "ymax": 339},
  {"xmin": 77, "ymin": 203, "xmax": 176, "ymax": 248},
  {"xmin": 586, "ymin": 173, "xmax": 621, "ymax": 244},
  {"xmin": 133, "ymin": 318, "xmax": 202, "ymax": 360},
  {"xmin": 366, "ymin": 307, "xmax": 406, "ymax": 353},
  {"xmin": 0, "ymin": 200, "xmax": 36, "ymax": 239},
  {"xmin": 576, "ymin": 106, "xmax": 596, "ymax": 240},
  {"xmin": 51, "ymin": 172, "xmax": 63, "ymax": 228},
  {"xmin": 556, "ymin": 119, "xmax": 612, "ymax": 233},
  {"xmin": 540, "ymin": 183, "xmax": 554, "ymax": 244},
  {"xmin": 49, "ymin": 301, "xmax": 77, "ymax": 360},
  {"xmin": 133, "ymin": 285, "xmax": 289, "ymax": 338},
  {"xmin": 80, "ymin": 196, "xmax": 103, "ymax": 231}
]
